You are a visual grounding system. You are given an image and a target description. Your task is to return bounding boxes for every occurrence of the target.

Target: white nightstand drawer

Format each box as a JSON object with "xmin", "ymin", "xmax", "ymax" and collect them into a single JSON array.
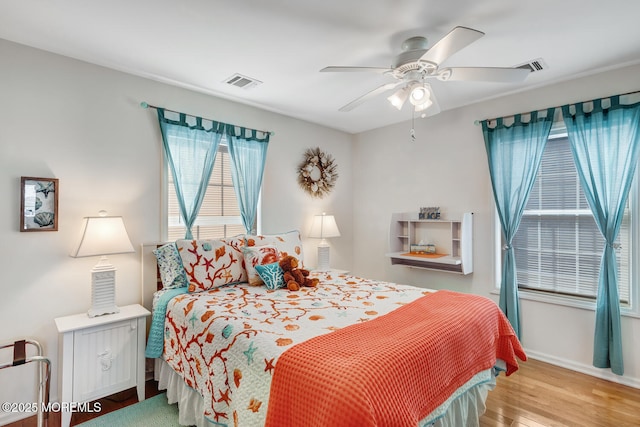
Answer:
[{"xmin": 72, "ymin": 318, "xmax": 138, "ymax": 402}]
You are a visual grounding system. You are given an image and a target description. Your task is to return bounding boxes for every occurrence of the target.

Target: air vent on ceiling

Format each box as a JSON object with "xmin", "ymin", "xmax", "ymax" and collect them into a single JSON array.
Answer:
[
  {"xmin": 224, "ymin": 73, "xmax": 262, "ymax": 89},
  {"xmin": 516, "ymin": 58, "xmax": 547, "ymax": 73}
]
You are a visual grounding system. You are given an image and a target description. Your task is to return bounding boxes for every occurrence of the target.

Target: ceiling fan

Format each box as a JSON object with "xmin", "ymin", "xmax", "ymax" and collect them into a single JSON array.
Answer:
[{"xmin": 320, "ymin": 26, "xmax": 531, "ymax": 116}]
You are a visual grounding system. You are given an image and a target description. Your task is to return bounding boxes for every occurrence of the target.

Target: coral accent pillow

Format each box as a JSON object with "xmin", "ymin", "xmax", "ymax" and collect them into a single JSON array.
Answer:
[
  {"xmin": 176, "ymin": 239, "xmax": 247, "ymax": 292},
  {"xmin": 243, "ymin": 245, "xmax": 280, "ymax": 286},
  {"xmin": 245, "ymin": 230, "xmax": 304, "ymax": 266}
]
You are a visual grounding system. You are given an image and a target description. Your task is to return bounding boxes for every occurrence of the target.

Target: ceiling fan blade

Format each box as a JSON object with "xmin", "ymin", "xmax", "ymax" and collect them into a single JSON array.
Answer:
[
  {"xmin": 321, "ymin": 66, "xmax": 391, "ymax": 74},
  {"xmin": 339, "ymin": 81, "xmax": 402, "ymax": 112},
  {"xmin": 419, "ymin": 26, "xmax": 484, "ymax": 65},
  {"xmin": 443, "ymin": 66, "xmax": 530, "ymax": 83}
]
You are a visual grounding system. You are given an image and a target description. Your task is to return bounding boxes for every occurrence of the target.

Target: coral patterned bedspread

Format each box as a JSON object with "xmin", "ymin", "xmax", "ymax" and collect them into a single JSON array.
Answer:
[{"xmin": 160, "ymin": 272, "xmax": 524, "ymax": 427}]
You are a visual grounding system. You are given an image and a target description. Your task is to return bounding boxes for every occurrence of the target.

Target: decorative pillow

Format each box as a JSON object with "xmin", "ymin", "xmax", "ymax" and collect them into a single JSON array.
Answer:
[
  {"xmin": 153, "ymin": 243, "xmax": 189, "ymax": 289},
  {"xmin": 222, "ymin": 234, "xmax": 247, "ymax": 277},
  {"xmin": 221, "ymin": 234, "xmax": 246, "ymax": 252},
  {"xmin": 243, "ymin": 245, "xmax": 280, "ymax": 286},
  {"xmin": 245, "ymin": 230, "xmax": 304, "ymax": 266},
  {"xmin": 255, "ymin": 262, "xmax": 285, "ymax": 290},
  {"xmin": 176, "ymin": 239, "xmax": 247, "ymax": 292}
]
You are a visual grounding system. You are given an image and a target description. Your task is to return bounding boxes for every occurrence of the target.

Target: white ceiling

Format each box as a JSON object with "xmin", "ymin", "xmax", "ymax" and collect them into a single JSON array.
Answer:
[{"xmin": 2, "ymin": 0, "xmax": 640, "ymax": 134}]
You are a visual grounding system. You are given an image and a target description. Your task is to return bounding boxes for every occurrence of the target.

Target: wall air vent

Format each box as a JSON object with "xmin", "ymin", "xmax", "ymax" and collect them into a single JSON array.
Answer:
[
  {"xmin": 516, "ymin": 58, "xmax": 547, "ymax": 73},
  {"xmin": 224, "ymin": 73, "xmax": 262, "ymax": 89}
]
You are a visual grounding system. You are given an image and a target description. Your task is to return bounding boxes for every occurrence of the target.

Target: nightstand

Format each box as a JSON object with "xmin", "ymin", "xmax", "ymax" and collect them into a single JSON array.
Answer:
[{"xmin": 54, "ymin": 304, "xmax": 150, "ymax": 427}]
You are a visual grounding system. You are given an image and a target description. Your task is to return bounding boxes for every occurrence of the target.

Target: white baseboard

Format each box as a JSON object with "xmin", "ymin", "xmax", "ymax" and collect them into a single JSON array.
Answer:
[{"xmin": 525, "ymin": 348, "xmax": 640, "ymax": 389}]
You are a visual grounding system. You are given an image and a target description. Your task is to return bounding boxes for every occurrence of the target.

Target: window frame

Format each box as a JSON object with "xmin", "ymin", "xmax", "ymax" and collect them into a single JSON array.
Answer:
[{"xmin": 490, "ymin": 124, "xmax": 640, "ymax": 318}]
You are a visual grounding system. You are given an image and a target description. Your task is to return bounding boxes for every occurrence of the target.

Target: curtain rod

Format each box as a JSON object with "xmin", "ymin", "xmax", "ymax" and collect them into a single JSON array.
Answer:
[
  {"xmin": 140, "ymin": 101, "xmax": 274, "ymax": 136},
  {"xmin": 473, "ymin": 87, "xmax": 640, "ymax": 126}
]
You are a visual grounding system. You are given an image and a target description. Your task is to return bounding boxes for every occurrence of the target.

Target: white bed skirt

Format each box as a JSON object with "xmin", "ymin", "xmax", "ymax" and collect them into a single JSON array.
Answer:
[{"xmin": 154, "ymin": 358, "xmax": 496, "ymax": 427}]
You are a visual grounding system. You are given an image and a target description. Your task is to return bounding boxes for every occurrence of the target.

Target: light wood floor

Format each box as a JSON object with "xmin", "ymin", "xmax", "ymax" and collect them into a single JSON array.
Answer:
[
  {"xmin": 6, "ymin": 359, "xmax": 639, "ymax": 426},
  {"xmin": 480, "ymin": 358, "xmax": 640, "ymax": 427}
]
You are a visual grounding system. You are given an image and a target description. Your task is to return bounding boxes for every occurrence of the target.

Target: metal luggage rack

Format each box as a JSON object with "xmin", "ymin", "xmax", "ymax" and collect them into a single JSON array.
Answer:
[{"xmin": 0, "ymin": 339, "xmax": 50, "ymax": 427}]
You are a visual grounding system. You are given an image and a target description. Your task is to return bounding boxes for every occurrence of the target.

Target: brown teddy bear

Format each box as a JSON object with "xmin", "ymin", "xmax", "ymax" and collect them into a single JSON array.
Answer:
[{"xmin": 279, "ymin": 255, "xmax": 320, "ymax": 291}]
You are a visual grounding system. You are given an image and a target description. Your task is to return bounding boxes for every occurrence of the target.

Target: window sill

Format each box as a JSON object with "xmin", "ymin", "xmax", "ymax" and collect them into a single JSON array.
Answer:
[{"xmin": 490, "ymin": 288, "xmax": 640, "ymax": 319}]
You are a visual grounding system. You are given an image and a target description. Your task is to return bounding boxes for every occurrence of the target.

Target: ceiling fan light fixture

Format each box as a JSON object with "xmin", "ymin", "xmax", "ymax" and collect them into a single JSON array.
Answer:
[
  {"xmin": 409, "ymin": 84, "xmax": 431, "ymax": 106},
  {"xmin": 414, "ymin": 98, "xmax": 433, "ymax": 112},
  {"xmin": 387, "ymin": 86, "xmax": 410, "ymax": 110}
]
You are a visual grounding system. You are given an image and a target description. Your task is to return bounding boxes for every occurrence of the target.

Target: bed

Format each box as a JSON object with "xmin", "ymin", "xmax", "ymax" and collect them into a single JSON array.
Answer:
[{"xmin": 143, "ymin": 234, "xmax": 526, "ymax": 427}]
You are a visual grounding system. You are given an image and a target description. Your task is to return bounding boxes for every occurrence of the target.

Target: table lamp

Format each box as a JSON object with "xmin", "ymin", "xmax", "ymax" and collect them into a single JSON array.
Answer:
[
  {"xmin": 71, "ymin": 211, "xmax": 134, "ymax": 317},
  {"xmin": 309, "ymin": 212, "xmax": 341, "ymax": 271}
]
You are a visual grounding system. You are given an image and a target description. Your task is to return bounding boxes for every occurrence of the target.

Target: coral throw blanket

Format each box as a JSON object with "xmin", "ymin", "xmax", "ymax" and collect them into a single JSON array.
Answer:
[{"xmin": 265, "ymin": 290, "xmax": 526, "ymax": 427}]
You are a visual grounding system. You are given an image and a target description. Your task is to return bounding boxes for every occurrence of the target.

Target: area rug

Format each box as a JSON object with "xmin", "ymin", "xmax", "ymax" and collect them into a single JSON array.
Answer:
[{"xmin": 76, "ymin": 393, "xmax": 180, "ymax": 427}]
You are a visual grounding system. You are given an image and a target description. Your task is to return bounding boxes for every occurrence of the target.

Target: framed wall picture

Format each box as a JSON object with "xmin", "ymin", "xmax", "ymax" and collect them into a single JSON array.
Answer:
[{"xmin": 20, "ymin": 177, "xmax": 59, "ymax": 232}]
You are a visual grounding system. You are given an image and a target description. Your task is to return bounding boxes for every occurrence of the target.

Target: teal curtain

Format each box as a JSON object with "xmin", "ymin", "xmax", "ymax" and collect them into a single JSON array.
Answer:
[
  {"xmin": 226, "ymin": 126, "xmax": 270, "ymax": 234},
  {"xmin": 482, "ymin": 108, "xmax": 555, "ymax": 338},
  {"xmin": 562, "ymin": 96, "xmax": 640, "ymax": 376},
  {"xmin": 157, "ymin": 109, "xmax": 223, "ymax": 239}
]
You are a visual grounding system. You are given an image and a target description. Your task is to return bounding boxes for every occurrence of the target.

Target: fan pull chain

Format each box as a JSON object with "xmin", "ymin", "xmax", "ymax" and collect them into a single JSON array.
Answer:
[{"xmin": 410, "ymin": 109, "xmax": 416, "ymax": 142}]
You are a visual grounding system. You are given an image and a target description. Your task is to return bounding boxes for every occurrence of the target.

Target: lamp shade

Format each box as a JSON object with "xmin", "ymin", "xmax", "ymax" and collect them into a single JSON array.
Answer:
[
  {"xmin": 309, "ymin": 213, "xmax": 341, "ymax": 239},
  {"xmin": 71, "ymin": 216, "xmax": 134, "ymax": 258}
]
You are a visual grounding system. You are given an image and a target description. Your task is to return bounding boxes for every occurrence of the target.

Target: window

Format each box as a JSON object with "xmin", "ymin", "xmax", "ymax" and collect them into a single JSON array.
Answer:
[
  {"xmin": 511, "ymin": 131, "xmax": 632, "ymax": 305},
  {"xmin": 166, "ymin": 140, "xmax": 246, "ymax": 241}
]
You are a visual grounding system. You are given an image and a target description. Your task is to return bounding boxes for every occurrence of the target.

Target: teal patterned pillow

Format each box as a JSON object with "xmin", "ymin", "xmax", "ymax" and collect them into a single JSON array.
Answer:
[
  {"xmin": 255, "ymin": 262, "xmax": 285, "ymax": 290},
  {"xmin": 153, "ymin": 243, "xmax": 188, "ymax": 289}
]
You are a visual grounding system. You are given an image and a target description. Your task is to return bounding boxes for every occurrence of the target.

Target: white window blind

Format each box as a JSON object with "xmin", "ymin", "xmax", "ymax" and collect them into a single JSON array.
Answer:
[
  {"xmin": 167, "ymin": 142, "xmax": 245, "ymax": 241},
  {"xmin": 512, "ymin": 134, "xmax": 630, "ymax": 304}
]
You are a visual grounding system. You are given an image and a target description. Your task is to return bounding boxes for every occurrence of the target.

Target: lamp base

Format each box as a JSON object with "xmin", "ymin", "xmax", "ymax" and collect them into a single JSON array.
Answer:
[
  {"xmin": 316, "ymin": 243, "xmax": 331, "ymax": 271},
  {"xmin": 88, "ymin": 259, "xmax": 120, "ymax": 318}
]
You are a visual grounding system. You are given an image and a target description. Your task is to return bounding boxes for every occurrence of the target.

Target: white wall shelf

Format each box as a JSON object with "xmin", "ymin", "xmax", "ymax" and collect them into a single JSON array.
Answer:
[{"xmin": 387, "ymin": 212, "xmax": 473, "ymax": 274}]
